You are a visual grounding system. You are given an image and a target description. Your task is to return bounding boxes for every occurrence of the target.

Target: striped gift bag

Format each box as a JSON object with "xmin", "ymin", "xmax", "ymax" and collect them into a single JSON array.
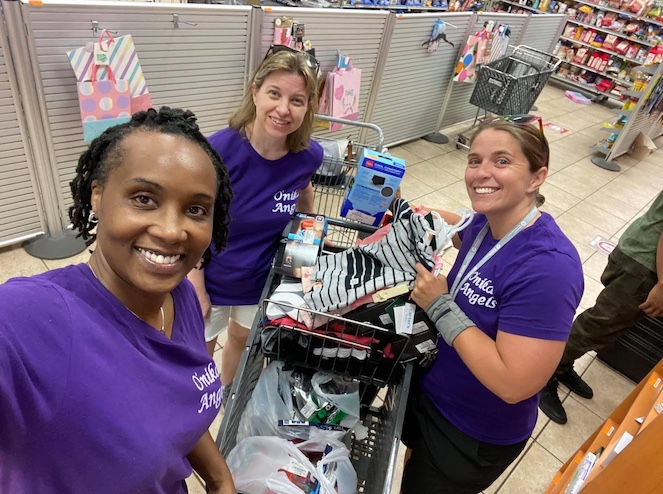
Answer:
[{"xmin": 67, "ymin": 31, "xmax": 152, "ymax": 114}]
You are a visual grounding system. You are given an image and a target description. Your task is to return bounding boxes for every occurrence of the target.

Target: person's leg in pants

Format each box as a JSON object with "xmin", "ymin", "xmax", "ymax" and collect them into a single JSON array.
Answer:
[{"xmin": 558, "ymin": 248, "xmax": 657, "ymax": 374}]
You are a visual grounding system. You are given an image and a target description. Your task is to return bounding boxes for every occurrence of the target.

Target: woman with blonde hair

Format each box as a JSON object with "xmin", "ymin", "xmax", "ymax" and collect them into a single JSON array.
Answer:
[{"xmin": 188, "ymin": 46, "xmax": 323, "ymax": 401}]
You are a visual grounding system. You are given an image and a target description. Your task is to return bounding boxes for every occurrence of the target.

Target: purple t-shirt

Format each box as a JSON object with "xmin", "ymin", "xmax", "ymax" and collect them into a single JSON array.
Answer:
[
  {"xmin": 205, "ymin": 128, "xmax": 323, "ymax": 306},
  {"xmin": 421, "ymin": 213, "xmax": 583, "ymax": 444},
  {"xmin": 0, "ymin": 264, "xmax": 221, "ymax": 493}
]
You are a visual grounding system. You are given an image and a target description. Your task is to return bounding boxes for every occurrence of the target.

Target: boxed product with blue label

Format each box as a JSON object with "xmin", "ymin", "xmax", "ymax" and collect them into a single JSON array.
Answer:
[{"xmin": 340, "ymin": 149, "xmax": 406, "ymax": 226}]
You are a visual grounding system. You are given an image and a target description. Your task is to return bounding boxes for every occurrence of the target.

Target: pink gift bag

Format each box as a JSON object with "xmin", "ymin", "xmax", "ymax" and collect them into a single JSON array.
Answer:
[
  {"xmin": 330, "ymin": 67, "xmax": 361, "ymax": 131},
  {"xmin": 77, "ymin": 65, "xmax": 131, "ymax": 142}
]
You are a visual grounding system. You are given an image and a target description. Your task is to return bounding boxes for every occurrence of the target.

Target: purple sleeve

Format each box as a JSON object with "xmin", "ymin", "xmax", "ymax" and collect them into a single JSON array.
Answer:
[
  {"xmin": 497, "ymin": 251, "xmax": 584, "ymax": 341},
  {"xmin": 0, "ymin": 282, "xmax": 73, "ymax": 452}
]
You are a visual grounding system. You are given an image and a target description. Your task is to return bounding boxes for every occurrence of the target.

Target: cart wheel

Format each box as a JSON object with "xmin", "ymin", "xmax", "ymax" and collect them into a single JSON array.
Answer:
[{"xmin": 455, "ymin": 135, "xmax": 468, "ymax": 149}]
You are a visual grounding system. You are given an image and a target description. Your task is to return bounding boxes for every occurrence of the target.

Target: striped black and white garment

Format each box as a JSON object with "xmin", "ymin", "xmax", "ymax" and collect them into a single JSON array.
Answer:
[{"xmin": 304, "ymin": 199, "xmax": 439, "ymax": 313}]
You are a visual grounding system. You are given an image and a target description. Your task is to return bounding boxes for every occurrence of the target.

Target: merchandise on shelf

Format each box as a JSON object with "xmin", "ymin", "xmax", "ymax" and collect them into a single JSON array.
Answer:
[{"xmin": 496, "ymin": 0, "xmax": 663, "ymax": 99}]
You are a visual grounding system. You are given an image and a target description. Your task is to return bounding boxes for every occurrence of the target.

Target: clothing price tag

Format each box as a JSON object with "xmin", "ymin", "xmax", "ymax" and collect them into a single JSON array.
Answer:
[{"xmin": 394, "ymin": 302, "xmax": 416, "ymax": 335}]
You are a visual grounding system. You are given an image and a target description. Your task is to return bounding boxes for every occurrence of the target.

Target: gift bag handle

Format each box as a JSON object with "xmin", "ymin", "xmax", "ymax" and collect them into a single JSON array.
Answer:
[
  {"xmin": 89, "ymin": 63, "xmax": 117, "ymax": 84},
  {"xmin": 97, "ymin": 29, "xmax": 115, "ymax": 52}
]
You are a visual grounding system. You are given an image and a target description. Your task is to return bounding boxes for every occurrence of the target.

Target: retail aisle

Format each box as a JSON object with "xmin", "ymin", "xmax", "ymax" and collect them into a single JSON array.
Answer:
[{"xmin": 0, "ymin": 82, "xmax": 660, "ymax": 493}]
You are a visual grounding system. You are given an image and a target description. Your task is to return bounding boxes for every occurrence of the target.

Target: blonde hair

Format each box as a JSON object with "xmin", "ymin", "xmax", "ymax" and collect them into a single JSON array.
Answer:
[
  {"xmin": 470, "ymin": 120, "xmax": 549, "ymax": 207},
  {"xmin": 229, "ymin": 50, "xmax": 319, "ymax": 153}
]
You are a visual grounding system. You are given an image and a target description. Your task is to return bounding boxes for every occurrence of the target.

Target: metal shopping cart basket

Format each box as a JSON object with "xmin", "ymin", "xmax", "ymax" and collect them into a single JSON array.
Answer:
[
  {"xmin": 216, "ymin": 219, "xmax": 414, "ymax": 494},
  {"xmin": 311, "ymin": 115, "xmax": 388, "ymax": 249},
  {"xmin": 455, "ymin": 45, "xmax": 561, "ymax": 149}
]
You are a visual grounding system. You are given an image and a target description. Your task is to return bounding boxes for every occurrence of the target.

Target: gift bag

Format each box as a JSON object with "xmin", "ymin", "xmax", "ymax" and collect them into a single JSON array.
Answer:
[
  {"xmin": 488, "ymin": 24, "xmax": 510, "ymax": 63},
  {"xmin": 77, "ymin": 64, "xmax": 131, "ymax": 142},
  {"xmin": 330, "ymin": 67, "xmax": 361, "ymax": 131},
  {"xmin": 454, "ymin": 34, "xmax": 481, "ymax": 83},
  {"xmin": 67, "ymin": 30, "xmax": 152, "ymax": 114}
]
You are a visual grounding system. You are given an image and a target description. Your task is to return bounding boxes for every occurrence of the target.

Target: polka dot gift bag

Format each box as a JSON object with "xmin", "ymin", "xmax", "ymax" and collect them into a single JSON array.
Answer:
[{"xmin": 77, "ymin": 63, "xmax": 131, "ymax": 142}]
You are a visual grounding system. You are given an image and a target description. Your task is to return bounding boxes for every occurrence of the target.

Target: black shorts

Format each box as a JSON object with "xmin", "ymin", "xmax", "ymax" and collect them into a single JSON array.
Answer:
[{"xmin": 401, "ymin": 380, "xmax": 527, "ymax": 494}]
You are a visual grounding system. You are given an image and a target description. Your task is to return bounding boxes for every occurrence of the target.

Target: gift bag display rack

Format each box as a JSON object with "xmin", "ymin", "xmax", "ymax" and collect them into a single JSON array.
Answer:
[
  {"xmin": 311, "ymin": 115, "xmax": 386, "ymax": 249},
  {"xmin": 216, "ymin": 219, "xmax": 414, "ymax": 494},
  {"xmin": 454, "ymin": 45, "xmax": 561, "ymax": 149}
]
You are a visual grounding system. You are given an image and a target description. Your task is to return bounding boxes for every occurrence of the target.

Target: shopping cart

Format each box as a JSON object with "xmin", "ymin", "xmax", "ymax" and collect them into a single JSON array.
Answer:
[
  {"xmin": 311, "ymin": 115, "xmax": 387, "ymax": 249},
  {"xmin": 216, "ymin": 219, "xmax": 414, "ymax": 494},
  {"xmin": 455, "ymin": 45, "xmax": 562, "ymax": 149}
]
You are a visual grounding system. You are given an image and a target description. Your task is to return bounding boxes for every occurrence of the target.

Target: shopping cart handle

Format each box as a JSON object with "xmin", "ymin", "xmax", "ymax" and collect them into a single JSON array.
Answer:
[
  {"xmin": 326, "ymin": 216, "xmax": 379, "ymax": 235},
  {"xmin": 315, "ymin": 114, "xmax": 385, "ymax": 151}
]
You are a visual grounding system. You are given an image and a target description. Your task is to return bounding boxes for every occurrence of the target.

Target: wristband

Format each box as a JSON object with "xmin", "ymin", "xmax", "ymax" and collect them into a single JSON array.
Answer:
[{"xmin": 424, "ymin": 293, "xmax": 475, "ymax": 346}]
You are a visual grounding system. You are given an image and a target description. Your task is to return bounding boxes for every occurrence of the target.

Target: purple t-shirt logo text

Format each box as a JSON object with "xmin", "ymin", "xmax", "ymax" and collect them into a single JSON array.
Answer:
[
  {"xmin": 192, "ymin": 362, "xmax": 222, "ymax": 413},
  {"xmin": 459, "ymin": 271, "xmax": 497, "ymax": 308},
  {"xmin": 272, "ymin": 189, "xmax": 300, "ymax": 215}
]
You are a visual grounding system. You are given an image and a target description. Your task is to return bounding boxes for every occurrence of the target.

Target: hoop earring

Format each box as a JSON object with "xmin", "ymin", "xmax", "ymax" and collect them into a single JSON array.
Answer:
[{"xmin": 90, "ymin": 211, "xmax": 98, "ymax": 224}]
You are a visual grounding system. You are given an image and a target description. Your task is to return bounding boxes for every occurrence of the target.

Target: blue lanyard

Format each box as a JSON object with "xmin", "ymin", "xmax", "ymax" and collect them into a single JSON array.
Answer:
[{"xmin": 450, "ymin": 206, "xmax": 539, "ymax": 300}]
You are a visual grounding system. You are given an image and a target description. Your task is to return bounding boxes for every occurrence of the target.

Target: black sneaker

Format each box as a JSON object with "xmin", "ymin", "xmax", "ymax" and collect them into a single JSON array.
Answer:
[
  {"xmin": 539, "ymin": 378, "xmax": 567, "ymax": 425},
  {"xmin": 558, "ymin": 368, "xmax": 594, "ymax": 399}
]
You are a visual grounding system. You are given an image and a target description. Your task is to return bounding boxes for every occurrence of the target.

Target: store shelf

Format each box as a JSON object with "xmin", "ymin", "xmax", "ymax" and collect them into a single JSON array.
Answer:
[
  {"xmin": 560, "ymin": 36, "xmax": 642, "ymax": 64},
  {"xmin": 500, "ymin": 0, "xmax": 548, "ymax": 14},
  {"xmin": 550, "ymin": 73, "xmax": 622, "ymax": 101},
  {"xmin": 563, "ymin": 59, "xmax": 633, "ymax": 86},
  {"xmin": 340, "ymin": 3, "xmax": 448, "ymax": 11},
  {"xmin": 592, "ymin": 144, "xmax": 611, "ymax": 155},
  {"xmin": 634, "ymin": 64, "xmax": 660, "ymax": 75},
  {"xmin": 600, "ymin": 126, "xmax": 623, "ymax": 134},
  {"xmin": 622, "ymin": 89, "xmax": 645, "ymax": 98},
  {"xmin": 565, "ymin": 18, "xmax": 655, "ymax": 47},
  {"xmin": 573, "ymin": 0, "xmax": 663, "ymax": 27}
]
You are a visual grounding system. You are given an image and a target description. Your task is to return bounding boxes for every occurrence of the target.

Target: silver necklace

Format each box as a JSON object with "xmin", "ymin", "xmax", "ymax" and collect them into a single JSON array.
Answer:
[{"xmin": 87, "ymin": 262, "xmax": 166, "ymax": 336}]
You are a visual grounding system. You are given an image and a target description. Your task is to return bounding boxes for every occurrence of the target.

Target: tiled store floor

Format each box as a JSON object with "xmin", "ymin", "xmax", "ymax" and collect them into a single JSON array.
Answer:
[{"xmin": 1, "ymin": 82, "xmax": 661, "ymax": 493}]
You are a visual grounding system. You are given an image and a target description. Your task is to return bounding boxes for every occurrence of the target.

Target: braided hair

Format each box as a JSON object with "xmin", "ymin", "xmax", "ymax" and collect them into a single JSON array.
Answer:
[{"xmin": 69, "ymin": 107, "xmax": 233, "ymax": 267}]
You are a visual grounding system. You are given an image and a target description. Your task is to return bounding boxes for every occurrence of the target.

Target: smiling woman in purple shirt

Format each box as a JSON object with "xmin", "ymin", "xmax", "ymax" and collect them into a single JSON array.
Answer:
[{"xmin": 0, "ymin": 108, "xmax": 237, "ymax": 494}]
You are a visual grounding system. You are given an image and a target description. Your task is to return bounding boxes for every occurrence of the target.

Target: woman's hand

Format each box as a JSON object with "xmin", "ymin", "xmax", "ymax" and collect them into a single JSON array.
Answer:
[{"xmin": 411, "ymin": 262, "xmax": 449, "ymax": 310}]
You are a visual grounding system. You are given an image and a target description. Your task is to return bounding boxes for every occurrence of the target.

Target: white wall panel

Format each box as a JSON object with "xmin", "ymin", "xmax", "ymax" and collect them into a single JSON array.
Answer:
[
  {"xmin": 20, "ymin": 1, "xmax": 253, "ymax": 222},
  {"xmin": 368, "ymin": 12, "xmax": 474, "ymax": 148},
  {"xmin": 0, "ymin": 5, "xmax": 44, "ymax": 247}
]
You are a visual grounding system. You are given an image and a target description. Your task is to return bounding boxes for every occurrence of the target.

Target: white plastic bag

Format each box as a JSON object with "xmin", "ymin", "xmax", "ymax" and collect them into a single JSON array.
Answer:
[
  {"xmin": 311, "ymin": 373, "xmax": 360, "ymax": 429},
  {"xmin": 227, "ymin": 436, "xmax": 357, "ymax": 494},
  {"xmin": 237, "ymin": 361, "xmax": 298, "ymax": 442}
]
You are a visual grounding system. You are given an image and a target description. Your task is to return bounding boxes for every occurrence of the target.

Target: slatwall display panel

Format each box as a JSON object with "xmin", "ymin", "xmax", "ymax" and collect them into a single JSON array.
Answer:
[
  {"xmin": 518, "ymin": 13, "xmax": 566, "ymax": 53},
  {"xmin": 23, "ymin": 1, "xmax": 252, "ymax": 218},
  {"xmin": 611, "ymin": 67, "xmax": 663, "ymax": 159},
  {"xmin": 259, "ymin": 7, "xmax": 389, "ymax": 146},
  {"xmin": 369, "ymin": 12, "xmax": 474, "ymax": 148},
  {"xmin": 0, "ymin": 16, "xmax": 43, "ymax": 247},
  {"xmin": 439, "ymin": 13, "xmax": 529, "ymax": 130}
]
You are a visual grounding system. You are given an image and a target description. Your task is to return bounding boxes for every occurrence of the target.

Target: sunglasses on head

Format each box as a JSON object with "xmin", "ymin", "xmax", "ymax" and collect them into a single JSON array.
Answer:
[
  {"xmin": 264, "ymin": 44, "xmax": 321, "ymax": 74},
  {"xmin": 484, "ymin": 114, "xmax": 548, "ymax": 167}
]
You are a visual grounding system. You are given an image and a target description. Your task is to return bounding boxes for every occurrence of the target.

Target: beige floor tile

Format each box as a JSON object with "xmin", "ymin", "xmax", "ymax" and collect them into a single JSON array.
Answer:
[
  {"xmin": 387, "ymin": 145, "xmax": 424, "ymax": 167},
  {"xmin": 539, "ymin": 201, "xmax": 564, "ymax": 218},
  {"xmin": 609, "ymin": 173, "xmax": 661, "ymax": 204},
  {"xmin": 406, "ymin": 161, "xmax": 461, "ymax": 189},
  {"xmin": 539, "ymin": 183, "xmax": 583, "ymax": 211},
  {"xmin": 546, "ymin": 163, "xmax": 611, "ymax": 200},
  {"xmin": 573, "ymin": 351, "xmax": 596, "ymax": 377},
  {"xmin": 549, "ymin": 111, "xmax": 596, "ymax": 133},
  {"xmin": 597, "ymin": 180, "xmax": 653, "ymax": 210},
  {"xmin": 428, "ymin": 150, "xmax": 468, "ymax": 179},
  {"xmin": 566, "ymin": 201, "xmax": 628, "ymax": 237},
  {"xmin": 439, "ymin": 180, "xmax": 473, "ymax": 209},
  {"xmin": 416, "ymin": 189, "xmax": 467, "ymax": 214},
  {"xmin": 584, "ymin": 190, "xmax": 640, "ymax": 222},
  {"xmin": 390, "ymin": 442, "xmax": 406, "ymax": 494},
  {"xmin": 575, "ymin": 359, "xmax": 636, "ymax": 420},
  {"xmin": 570, "ymin": 238, "xmax": 598, "ymax": 263},
  {"xmin": 537, "ymin": 397, "xmax": 604, "ymax": 462},
  {"xmin": 402, "ymin": 138, "xmax": 446, "ymax": 161},
  {"xmin": 496, "ymin": 442, "xmax": 563, "ymax": 494},
  {"xmin": 400, "ymin": 174, "xmax": 435, "ymax": 201},
  {"xmin": 555, "ymin": 213, "xmax": 611, "ymax": 247},
  {"xmin": 0, "ymin": 245, "xmax": 48, "ymax": 284},
  {"xmin": 582, "ymin": 252, "xmax": 608, "ymax": 283}
]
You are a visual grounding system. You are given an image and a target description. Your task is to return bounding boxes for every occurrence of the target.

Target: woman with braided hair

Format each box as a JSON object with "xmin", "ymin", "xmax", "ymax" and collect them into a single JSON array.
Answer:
[{"xmin": 0, "ymin": 107, "xmax": 237, "ymax": 494}]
